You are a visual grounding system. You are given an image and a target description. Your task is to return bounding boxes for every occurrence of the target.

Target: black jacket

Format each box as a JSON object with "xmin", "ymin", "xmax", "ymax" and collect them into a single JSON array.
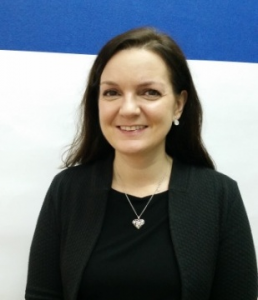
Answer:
[{"xmin": 25, "ymin": 157, "xmax": 257, "ymax": 300}]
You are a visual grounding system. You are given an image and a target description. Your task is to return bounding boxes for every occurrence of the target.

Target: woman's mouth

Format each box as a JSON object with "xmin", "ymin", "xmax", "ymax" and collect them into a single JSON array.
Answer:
[{"xmin": 119, "ymin": 125, "xmax": 147, "ymax": 131}]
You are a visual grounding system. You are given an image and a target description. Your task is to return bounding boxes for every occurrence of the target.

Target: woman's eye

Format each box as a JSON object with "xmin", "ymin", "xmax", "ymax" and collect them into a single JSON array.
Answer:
[
  {"xmin": 103, "ymin": 90, "xmax": 119, "ymax": 97},
  {"xmin": 143, "ymin": 89, "xmax": 161, "ymax": 98}
]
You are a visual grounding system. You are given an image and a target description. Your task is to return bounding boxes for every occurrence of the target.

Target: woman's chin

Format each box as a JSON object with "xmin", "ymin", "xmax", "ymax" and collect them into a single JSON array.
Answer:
[
  {"xmin": 114, "ymin": 145, "xmax": 147, "ymax": 156},
  {"xmin": 113, "ymin": 143, "xmax": 164, "ymax": 158}
]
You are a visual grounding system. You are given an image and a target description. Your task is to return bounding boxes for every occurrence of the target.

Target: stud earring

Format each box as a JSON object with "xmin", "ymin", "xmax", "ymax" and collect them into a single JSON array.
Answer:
[{"xmin": 174, "ymin": 119, "xmax": 180, "ymax": 126}]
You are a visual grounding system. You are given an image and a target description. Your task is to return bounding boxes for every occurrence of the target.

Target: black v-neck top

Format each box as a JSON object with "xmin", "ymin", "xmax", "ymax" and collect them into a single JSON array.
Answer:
[{"xmin": 77, "ymin": 189, "xmax": 181, "ymax": 300}]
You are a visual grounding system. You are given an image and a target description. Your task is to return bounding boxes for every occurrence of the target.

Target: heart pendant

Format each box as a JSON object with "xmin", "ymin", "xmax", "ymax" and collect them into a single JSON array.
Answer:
[{"xmin": 132, "ymin": 219, "xmax": 145, "ymax": 229}]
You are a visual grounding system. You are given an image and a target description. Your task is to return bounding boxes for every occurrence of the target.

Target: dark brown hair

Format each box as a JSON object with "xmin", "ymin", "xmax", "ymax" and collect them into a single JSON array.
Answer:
[{"xmin": 63, "ymin": 27, "xmax": 215, "ymax": 169}]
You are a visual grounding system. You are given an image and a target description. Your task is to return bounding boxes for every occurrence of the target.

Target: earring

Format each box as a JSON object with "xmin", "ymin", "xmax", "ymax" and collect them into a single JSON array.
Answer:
[{"xmin": 174, "ymin": 119, "xmax": 180, "ymax": 126}]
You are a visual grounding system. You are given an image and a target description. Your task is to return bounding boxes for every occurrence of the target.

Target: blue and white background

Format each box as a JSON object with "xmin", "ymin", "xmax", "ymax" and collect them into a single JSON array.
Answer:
[{"xmin": 0, "ymin": 1, "xmax": 257, "ymax": 298}]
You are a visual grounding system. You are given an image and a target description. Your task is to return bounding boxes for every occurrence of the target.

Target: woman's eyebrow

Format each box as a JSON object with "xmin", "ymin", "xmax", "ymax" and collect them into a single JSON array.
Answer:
[
  {"xmin": 100, "ymin": 80, "xmax": 165, "ymax": 87},
  {"xmin": 137, "ymin": 81, "xmax": 165, "ymax": 88},
  {"xmin": 100, "ymin": 81, "xmax": 119, "ymax": 86}
]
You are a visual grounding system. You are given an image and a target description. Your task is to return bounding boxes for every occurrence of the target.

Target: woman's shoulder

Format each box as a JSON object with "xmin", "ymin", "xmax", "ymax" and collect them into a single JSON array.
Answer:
[
  {"xmin": 175, "ymin": 159, "xmax": 236, "ymax": 184},
  {"xmin": 52, "ymin": 162, "xmax": 92, "ymax": 185},
  {"xmin": 188, "ymin": 163, "xmax": 241, "ymax": 206},
  {"xmin": 193, "ymin": 164, "xmax": 236, "ymax": 184},
  {"xmin": 173, "ymin": 161, "xmax": 244, "ymax": 221},
  {"xmin": 50, "ymin": 157, "xmax": 113, "ymax": 192},
  {"xmin": 174, "ymin": 159, "xmax": 240, "ymax": 200}
]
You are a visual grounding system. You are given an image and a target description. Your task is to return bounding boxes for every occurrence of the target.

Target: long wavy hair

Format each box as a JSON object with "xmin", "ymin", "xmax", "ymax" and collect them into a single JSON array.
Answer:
[{"xmin": 63, "ymin": 27, "xmax": 215, "ymax": 169}]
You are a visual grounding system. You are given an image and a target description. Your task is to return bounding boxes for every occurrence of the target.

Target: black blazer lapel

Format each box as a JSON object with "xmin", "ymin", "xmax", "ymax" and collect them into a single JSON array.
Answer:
[
  {"xmin": 168, "ymin": 160, "xmax": 218, "ymax": 300},
  {"xmin": 61, "ymin": 157, "xmax": 113, "ymax": 300}
]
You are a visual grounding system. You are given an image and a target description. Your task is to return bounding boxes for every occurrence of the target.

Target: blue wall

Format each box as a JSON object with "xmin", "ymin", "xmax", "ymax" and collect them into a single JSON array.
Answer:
[{"xmin": 0, "ymin": 0, "xmax": 257, "ymax": 62}]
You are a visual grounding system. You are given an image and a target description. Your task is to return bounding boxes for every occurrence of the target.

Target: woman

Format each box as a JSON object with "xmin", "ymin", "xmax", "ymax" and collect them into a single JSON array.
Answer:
[{"xmin": 25, "ymin": 27, "xmax": 257, "ymax": 300}]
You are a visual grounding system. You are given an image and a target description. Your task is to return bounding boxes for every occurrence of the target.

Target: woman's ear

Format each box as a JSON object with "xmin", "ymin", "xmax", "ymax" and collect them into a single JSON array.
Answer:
[{"xmin": 175, "ymin": 90, "xmax": 187, "ymax": 118}]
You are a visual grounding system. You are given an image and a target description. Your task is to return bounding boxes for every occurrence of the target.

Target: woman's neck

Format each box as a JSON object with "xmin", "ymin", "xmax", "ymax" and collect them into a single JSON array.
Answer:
[{"xmin": 112, "ymin": 152, "xmax": 172, "ymax": 197}]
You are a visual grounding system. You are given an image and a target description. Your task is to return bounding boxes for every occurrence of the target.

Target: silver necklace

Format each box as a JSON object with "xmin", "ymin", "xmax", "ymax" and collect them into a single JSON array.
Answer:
[{"xmin": 117, "ymin": 170, "xmax": 168, "ymax": 229}]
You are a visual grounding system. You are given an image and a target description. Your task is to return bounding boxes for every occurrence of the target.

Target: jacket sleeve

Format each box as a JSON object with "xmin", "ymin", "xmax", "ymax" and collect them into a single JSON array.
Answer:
[
  {"xmin": 210, "ymin": 181, "xmax": 257, "ymax": 299},
  {"xmin": 25, "ymin": 177, "xmax": 63, "ymax": 300}
]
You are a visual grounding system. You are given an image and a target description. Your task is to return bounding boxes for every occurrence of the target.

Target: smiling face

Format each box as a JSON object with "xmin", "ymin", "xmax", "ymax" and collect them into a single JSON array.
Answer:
[{"xmin": 98, "ymin": 48, "xmax": 186, "ymax": 158}]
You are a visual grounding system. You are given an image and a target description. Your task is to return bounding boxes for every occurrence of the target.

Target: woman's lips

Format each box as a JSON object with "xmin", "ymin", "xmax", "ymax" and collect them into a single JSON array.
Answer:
[{"xmin": 118, "ymin": 125, "xmax": 147, "ymax": 131}]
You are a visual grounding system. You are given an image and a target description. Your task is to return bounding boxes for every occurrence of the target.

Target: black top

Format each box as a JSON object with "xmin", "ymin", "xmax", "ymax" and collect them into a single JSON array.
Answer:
[{"xmin": 78, "ymin": 189, "xmax": 181, "ymax": 300}]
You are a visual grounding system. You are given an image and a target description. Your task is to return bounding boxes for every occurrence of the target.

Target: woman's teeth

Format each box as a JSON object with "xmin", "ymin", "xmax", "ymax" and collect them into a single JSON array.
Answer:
[{"xmin": 120, "ymin": 125, "xmax": 145, "ymax": 131}]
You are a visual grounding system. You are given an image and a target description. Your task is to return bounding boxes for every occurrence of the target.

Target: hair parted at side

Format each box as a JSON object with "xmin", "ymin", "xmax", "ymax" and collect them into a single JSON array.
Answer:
[{"xmin": 62, "ymin": 27, "xmax": 215, "ymax": 169}]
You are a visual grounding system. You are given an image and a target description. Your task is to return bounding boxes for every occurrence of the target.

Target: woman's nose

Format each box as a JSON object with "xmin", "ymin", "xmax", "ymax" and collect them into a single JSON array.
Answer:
[{"xmin": 119, "ymin": 94, "xmax": 140, "ymax": 116}]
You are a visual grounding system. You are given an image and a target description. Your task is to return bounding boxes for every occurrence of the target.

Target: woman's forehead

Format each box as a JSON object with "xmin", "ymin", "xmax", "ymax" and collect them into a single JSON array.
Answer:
[{"xmin": 101, "ymin": 48, "xmax": 171, "ymax": 83}]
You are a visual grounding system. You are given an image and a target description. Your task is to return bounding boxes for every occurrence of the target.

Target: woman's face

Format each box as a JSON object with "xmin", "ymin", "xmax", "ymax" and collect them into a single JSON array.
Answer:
[{"xmin": 98, "ymin": 48, "xmax": 186, "ymax": 158}]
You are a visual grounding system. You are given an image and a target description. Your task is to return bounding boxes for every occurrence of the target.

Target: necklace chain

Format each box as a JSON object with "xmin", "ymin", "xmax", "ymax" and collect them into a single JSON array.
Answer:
[
  {"xmin": 116, "ymin": 165, "xmax": 169, "ymax": 229},
  {"xmin": 124, "ymin": 172, "xmax": 167, "ymax": 219}
]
